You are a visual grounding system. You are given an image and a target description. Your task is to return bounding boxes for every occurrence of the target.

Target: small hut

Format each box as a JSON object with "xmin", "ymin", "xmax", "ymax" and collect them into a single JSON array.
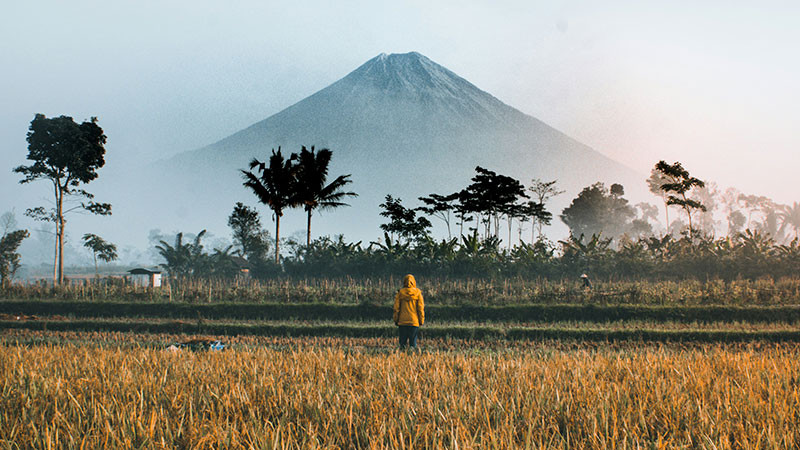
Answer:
[{"xmin": 128, "ymin": 268, "xmax": 162, "ymax": 287}]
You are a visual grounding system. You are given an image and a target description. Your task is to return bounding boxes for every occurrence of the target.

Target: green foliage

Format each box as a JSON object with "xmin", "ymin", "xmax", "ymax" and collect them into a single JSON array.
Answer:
[
  {"xmin": 7, "ymin": 300, "xmax": 800, "ymax": 324},
  {"xmin": 155, "ymin": 231, "xmax": 208, "ymax": 278},
  {"xmin": 379, "ymin": 195, "xmax": 432, "ymax": 242},
  {"xmin": 242, "ymin": 146, "xmax": 356, "ymax": 260},
  {"xmin": 417, "ymin": 192, "xmax": 459, "ymax": 239},
  {"xmin": 82, "ymin": 233, "xmax": 117, "ymax": 277},
  {"xmin": 275, "ymin": 226, "xmax": 800, "ymax": 280},
  {"xmin": 458, "ymin": 166, "xmax": 528, "ymax": 240},
  {"xmin": 292, "ymin": 146, "xmax": 357, "ymax": 245},
  {"xmin": 655, "ymin": 160, "xmax": 706, "ymax": 234},
  {"xmin": 227, "ymin": 202, "xmax": 271, "ymax": 260},
  {"xmin": 13, "ymin": 114, "xmax": 111, "ymax": 285},
  {"xmin": 560, "ymin": 182, "xmax": 635, "ymax": 240},
  {"xmin": 0, "ymin": 229, "xmax": 29, "ymax": 287},
  {"xmin": 242, "ymin": 148, "xmax": 298, "ymax": 263}
]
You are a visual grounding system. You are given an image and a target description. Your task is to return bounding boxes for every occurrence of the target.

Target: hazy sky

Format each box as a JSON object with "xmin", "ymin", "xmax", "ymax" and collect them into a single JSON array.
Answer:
[{"xmin": 2, "ymin": 1, "xmax": 798, "ymax": 223}]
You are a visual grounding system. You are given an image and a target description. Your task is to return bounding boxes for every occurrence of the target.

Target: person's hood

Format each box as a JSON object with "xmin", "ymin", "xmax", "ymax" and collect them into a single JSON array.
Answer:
[{"xmin": 403, "ymin": 274, "xmax": 416, "ymax": 289}]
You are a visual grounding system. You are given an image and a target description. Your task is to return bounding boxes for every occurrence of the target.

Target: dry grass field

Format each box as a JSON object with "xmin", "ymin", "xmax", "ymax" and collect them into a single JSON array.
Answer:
[{"xmin": 2, "ymin": 340, "xmax": 799, "ymax": 448}]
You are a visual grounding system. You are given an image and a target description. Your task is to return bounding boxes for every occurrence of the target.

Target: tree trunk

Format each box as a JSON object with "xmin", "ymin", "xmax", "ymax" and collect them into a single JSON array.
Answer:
[
  {"xmin": 57, "ymin": 190, "xmax": 64, "ymax": 285},
  {"xmin": 275, "ymin": 214, "xmax": 281, "ymax": 264},
  {"xmin": 507, "ymin": 216, "xmax": 513, "ymax": 249},
  {"xmin": 307, "ymin": 209, "xmax": 312, "ymax": 247},
  {"xmin": 93, "ymin": 253, "xmax": 98, "ymax": 278},
  {"xmin": 664, "ymin": 201, "xmax": 670, "ymax": 234},
  {"xmin": 52, "ymin": 223, "xmax": 58, "ymax": 286},
  {"xmin": 682, "ymin": 193, "xmax": 693, "ymax": 237}
]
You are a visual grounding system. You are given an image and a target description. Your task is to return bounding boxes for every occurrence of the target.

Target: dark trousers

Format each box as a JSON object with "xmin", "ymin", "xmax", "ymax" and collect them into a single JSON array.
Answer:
[{"xmin": 398, "ymin": 325, "xmax": 419, "ymax": 349}]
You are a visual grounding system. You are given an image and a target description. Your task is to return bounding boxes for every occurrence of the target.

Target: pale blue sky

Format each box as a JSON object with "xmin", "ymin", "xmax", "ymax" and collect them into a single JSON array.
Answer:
[{"xmin": 2, "ymin": 0, "xmax": 798, "ymax": 214}]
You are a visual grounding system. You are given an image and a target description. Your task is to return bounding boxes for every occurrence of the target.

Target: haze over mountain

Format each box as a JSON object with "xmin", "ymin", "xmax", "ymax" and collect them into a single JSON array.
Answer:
[{"xmin": 122, "ymin": 52, "xmax": 642, "ymax": 251}]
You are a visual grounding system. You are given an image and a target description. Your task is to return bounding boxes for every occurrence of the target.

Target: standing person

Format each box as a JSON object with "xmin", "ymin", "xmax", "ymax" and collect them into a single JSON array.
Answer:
[
  {"xmin": 581, "ymin": 273, "xmax": 593, "ymax": 289},
  {"xmin": 393, "ymin": 274, "xmax": 425, "ymax": 349}
]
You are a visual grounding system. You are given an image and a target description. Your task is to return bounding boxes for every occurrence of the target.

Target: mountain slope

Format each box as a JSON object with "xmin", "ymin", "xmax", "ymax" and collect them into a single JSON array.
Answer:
[{"xmin": 132, "ymin": 52, "xmax": 643, "ymax": 245}]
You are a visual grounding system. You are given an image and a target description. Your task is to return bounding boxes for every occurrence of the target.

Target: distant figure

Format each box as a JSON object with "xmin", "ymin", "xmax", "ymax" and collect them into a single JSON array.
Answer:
[
  {"xmin": 393, "ymin": 274, "xmax": 425, "ymax": 349},
  {"xmin": 581, "ymin": 273, "xmax": 593, "ymax": 289}
]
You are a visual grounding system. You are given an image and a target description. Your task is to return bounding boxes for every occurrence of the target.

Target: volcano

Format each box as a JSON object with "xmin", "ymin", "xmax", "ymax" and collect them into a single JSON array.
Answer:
[{"xmin": 130, "ymin": 52, "xmax": 641, "ymax": 245}]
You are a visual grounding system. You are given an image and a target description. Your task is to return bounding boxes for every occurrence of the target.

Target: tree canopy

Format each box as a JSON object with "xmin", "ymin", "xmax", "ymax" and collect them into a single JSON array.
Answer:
[
  {"xmin": 292, "ymin": 146, "xmax": 357, "ymax": 246},
  {"xmin": 13, "ymin": 114, "xmax": 111, "ymax": 284},
  {"xmin": 654, "ymin": 161, "xmax": 706, "ymax": 235},
  {"xmin": 560, "ymin": 182, "xmax": 635, "ymax": 241}
]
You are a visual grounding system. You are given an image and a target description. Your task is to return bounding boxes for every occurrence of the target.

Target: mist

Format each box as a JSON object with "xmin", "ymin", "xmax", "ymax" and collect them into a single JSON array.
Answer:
[{"xmin": 2, "ymin": 1, "xmax": 798, "ymax": 273}]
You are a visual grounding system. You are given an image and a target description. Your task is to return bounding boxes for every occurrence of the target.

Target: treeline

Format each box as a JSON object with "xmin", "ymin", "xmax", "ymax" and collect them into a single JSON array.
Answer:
[
  {"xmin": 288, "ymin": 230, "xmax": 800, "ymax": 279},
  {"xmin": 154, "ymin": 226, "xmax": 800, "ymax": 281},
  {"xmin": 146, "ymin": 157, "xmax": 800, "ymax": 281},
  {"xmin": 9, "ymin": 113, "xmax": 800, "ymax": 287}
]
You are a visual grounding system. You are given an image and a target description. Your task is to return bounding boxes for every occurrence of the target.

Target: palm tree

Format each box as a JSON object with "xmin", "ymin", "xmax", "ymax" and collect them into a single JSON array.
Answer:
[
  {"xmin": 242, "ymin": 148, "xmax": 298, "ymax": 263},
  {"xmin": 292, "ymin": 146, "xmax": 357, "ymax": 246},
  {"xmin": 779, "ymin": 202, "xmax": 800, "ymax": 241}
]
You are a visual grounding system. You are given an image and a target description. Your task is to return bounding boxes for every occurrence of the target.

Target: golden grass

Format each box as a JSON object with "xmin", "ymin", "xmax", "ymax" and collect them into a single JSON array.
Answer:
[{"xmin": 2, "ymin": 342, "xmax": 800, "ymax": 448}]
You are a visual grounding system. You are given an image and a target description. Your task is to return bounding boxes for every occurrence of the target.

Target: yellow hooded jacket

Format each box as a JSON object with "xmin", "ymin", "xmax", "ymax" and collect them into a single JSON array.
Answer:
[{"xmin": 393, "ymin": 274, "xmax": 425, "ymax": 327}]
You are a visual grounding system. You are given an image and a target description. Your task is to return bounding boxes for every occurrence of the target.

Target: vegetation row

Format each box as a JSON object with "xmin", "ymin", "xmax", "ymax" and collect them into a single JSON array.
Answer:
[
  {"xmin": 4, "ymin": 318, "xmax": 800, "ymax": 342},
  {"xmin": 5, "ymin": 300, "xmax": 800, "ymax": 324},
  {"xmin": 4, "ymin": 277, "xmax": 799, "ymax": 306}
]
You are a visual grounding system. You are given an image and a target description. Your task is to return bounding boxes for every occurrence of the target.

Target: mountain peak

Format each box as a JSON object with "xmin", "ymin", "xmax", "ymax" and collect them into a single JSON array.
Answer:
[
  {"xmin": 144, "ymin": 51, "xmax": 640, "ymax": 247},
  {"xmin": 350, "ymin": 51, "xmax": 444, "ymax": 86},
  {"xmin": 335, "ymin": 51, "xmax": 512, "ymax": 120},
  {"xmin": 374, "ymin": 51, "xmax": 424, "ymax": 61}
]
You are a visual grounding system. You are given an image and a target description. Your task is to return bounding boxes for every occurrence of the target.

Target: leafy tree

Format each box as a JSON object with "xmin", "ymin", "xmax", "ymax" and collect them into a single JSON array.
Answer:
[
  {"xmin": 460, "ymin": 167, "xmax": 527, "ymax": 241},
  {"xmin": 417, "ymin": 192, "xmax": 459, "ymax": 239},
  {"xmin": 228, "ymin": 202, "xmax": 271, "ymax": 260},
  {"xmin": 737, "ymin": 194, "xmax": 769, "ymax": 229},
  {"xmin": 13, "ymin": 114, "xmax": 111, "ymax": 285},
  {"xmin": 379, "ymin": 195, "xmax": 431, "ymax": 242},
  {"xmin": 516, "ymin": 201, "xmax": 551, "ymax": 245},
  {"xmin": 628, "ymin": 203, "xmax": 658, "ymax": 240},
  {"xmin": 82, "ymin": 233, "xmax": 118, "ymax": 278},
  {"xmin": 459, "ymin": 168, "xmax": 495, "ymax": 238},
  {"xmin": 654, "ymin": 161, "xmax": 706, "ymax": 235},
  {"xmin": 728, "ymin": 210, "xmax": 747, "ymax": 236},
  {"xmin": 292, "ymin": 146, "xmax": 357, "ymax": 246},
  {"xmin": 528, "ymin": 179, "xmax": 564, "ymax": 240},
  {"xmin": 242, "ymin": 148, "xmax": 298, "ymax": 263},
  {"xmin": 0, "ymin": 229, "xmax": 29, "ymax": 288},
  {"xmin": 560, "ymin": 182, "xmax": 635, "ymax": 241}
]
